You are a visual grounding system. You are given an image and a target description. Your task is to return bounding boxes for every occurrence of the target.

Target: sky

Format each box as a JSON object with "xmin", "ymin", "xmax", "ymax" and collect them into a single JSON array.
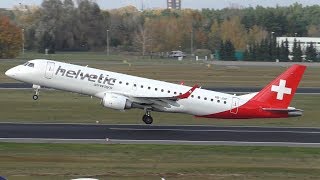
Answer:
[{"xmin": 0, "ymin": 0, "xmax": 319, "ymax": 10}]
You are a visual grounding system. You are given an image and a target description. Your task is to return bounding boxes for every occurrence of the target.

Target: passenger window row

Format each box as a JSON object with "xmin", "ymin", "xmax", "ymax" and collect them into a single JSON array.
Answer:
[
  {"xmin": 117, "ymin": 80, "xmax": 183, "ymax": 95},
  {"xmin": 115, "ymin": 80, "xmax": 227, "ymax": 104},
  {"xmin": 190, "ymin": 94, "xmax": 227, "ymax": 104}
]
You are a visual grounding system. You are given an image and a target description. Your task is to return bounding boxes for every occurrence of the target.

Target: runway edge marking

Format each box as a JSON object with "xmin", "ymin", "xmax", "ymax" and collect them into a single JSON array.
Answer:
[{"xmin": 0, "ymin": 138, "xmax": 320, "ymax": 147}]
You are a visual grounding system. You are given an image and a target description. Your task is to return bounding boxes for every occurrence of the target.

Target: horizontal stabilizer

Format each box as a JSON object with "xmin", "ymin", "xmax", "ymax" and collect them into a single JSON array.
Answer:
[
  {"xmin": 262, "ymin": 108, "xmax": 303, "ymax": 117},
  {"xmin": 262, "ymin": 108, "xmax": 303, "ymax": 112}
]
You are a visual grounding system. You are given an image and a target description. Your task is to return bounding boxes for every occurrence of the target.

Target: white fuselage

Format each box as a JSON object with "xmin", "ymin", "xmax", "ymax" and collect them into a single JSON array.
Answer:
[{"xmin": 6, "ymin": 59, "xmax": 253, "ymax": 116}]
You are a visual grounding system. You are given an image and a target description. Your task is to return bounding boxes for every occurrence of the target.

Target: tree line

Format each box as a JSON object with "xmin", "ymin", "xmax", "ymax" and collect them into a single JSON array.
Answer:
[
  {"xmin": 0, "ymin": 16, "xmax": 22, "ymax": 58},
  {"xmin": 0, "ymin": 0, "xmax": 320, "ymax": 61}
]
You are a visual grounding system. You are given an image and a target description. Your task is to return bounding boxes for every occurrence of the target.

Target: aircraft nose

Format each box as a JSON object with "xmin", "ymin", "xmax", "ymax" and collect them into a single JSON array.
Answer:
[{"xmin": 5, "ymin": 68, "xmax": 16, "ymax": 77}]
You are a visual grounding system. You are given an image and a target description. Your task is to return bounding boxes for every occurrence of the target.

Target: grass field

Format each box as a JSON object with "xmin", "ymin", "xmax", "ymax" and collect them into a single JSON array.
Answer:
[
  {"xmin": 1, "ymin": 143, "xmax": 320, "ymax": 180},
  {"xmin": 1, "ymin": 52, "xmax": 320, "ymax": 180},
  {"xmin": 1, "ymin": 89, "xmax": 320, "ymax": 127},
  {"xmin": 1, "ymin": 52, "xmax": 320, "ymax": 87}
]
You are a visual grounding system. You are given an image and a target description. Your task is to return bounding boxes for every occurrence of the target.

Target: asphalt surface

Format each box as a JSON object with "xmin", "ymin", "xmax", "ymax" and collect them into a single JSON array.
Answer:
[
  {"xmin": 1, "ymin": 83, "xmax": 320, "ymax": 93},
  {"xmin": 0, "ymin": 123, "xmax": 320, "ymax": 147}
]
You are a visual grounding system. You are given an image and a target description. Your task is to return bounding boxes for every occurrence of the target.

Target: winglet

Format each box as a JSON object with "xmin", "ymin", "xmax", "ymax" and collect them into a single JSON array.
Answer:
[{"xmin": 177, "ymin": 84, "xmax": 199, "ymax": 99}]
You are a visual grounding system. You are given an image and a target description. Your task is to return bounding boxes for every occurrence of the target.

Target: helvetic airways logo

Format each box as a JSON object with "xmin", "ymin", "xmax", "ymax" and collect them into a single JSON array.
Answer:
[
  {"xmin": 55, "ymin": 66, "xmax": 116, "ymax": 86},
  {"xmin": 271, "ymin": 79, "xmax": 292, "ymax": 100}
]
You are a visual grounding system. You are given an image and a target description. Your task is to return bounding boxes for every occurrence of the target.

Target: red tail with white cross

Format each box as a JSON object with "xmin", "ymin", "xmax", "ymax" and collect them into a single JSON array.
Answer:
[{"xmin": 250, "ymin": 64, "xmax": 306, "ymax": 108}]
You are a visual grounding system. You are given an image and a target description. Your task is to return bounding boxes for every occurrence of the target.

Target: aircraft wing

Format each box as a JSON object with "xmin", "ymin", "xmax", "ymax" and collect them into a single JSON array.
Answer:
[{"xmin": 108, "ymin": 84, "xmax": 199, "ymax": 107}]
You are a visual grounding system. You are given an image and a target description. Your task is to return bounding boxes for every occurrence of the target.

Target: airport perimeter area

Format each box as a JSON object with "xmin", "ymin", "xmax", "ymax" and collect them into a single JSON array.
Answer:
[{"xmin": 1, "ymin": 53, "xmax": 320, "ymax": 179}]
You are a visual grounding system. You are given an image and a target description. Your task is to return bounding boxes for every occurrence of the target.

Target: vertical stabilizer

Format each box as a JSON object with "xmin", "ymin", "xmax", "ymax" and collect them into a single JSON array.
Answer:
[{"xmin": 250, "ymin": 64, "xmax": 306, "ymax": 108}]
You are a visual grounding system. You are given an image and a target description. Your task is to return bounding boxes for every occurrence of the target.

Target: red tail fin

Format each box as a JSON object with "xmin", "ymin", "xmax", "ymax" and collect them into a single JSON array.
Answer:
[{"xmin": 251, "ymin": 64, "xmax": 306, "ymax": 108}]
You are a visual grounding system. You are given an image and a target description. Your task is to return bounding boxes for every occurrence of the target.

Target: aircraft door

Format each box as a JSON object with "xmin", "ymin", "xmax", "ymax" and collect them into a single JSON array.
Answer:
[
  {"xmin": 45, "ymin": 62, "xmax": 55, "ymax": 79},
  {"xmin": 230, "ymin": 97, "xmax": 239, "ymax": 114}
]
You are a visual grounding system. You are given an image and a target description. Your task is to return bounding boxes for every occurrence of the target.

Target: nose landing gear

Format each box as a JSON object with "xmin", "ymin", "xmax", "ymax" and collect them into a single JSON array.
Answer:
[
  {"xmin": 32, "ymin": 84, "xmax": 40, "ymax": 100},
  {"xmin": 32, "ymin": 94, "xmax": 39, "ymax": 100},
  {"xmin": 142, "ymin": 110, "xmax": 153, "ymax": 124}
]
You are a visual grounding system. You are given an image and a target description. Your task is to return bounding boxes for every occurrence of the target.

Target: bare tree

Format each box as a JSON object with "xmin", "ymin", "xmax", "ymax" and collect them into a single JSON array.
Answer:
[{"xmin": 133, "ymin": 25, "xmax": 152, "ymax": 56}]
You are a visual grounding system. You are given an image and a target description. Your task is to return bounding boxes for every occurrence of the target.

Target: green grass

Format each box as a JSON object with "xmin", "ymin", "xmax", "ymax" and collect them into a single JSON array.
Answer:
[
  {"xmin": 1, "ymin": 52, "xmax": 320, "ymax": 180},
  {"xmin": 0, "ymin": 143, "xmax": 320, "ymax": 180},
  {"xmin": 0, "ymin": 89, "xmax": 320, "ymax": 127},
  {"xmin": 1, "ymin": 51, "xmax": 320, "ymax": 87}
]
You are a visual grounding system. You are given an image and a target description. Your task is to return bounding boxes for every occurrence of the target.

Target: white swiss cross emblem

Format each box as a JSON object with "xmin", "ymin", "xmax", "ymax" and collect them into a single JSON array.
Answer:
[{"xmin": 271, "ymin": 79, "xmax": 292, "ymax": 100}]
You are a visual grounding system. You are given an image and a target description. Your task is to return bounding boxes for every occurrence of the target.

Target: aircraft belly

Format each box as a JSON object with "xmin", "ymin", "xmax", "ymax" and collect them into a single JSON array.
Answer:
[
  {"xmin": 180, "ymin": 98, "xmax": 248, "ymax": 116},
  {"xmin": 179, "ymin": 100, "xmax": 227, "ymax": 116}
]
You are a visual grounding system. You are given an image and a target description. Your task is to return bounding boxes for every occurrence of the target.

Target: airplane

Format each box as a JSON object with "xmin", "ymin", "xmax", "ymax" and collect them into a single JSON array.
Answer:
[{"xmin": 5, "ymin": 59, "xmax": 306, "ymax": 124}]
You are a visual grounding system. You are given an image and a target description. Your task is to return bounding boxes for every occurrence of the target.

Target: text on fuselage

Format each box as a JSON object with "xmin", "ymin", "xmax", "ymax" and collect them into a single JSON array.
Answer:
[{"xmin": 55, "ymin": 66, "xmax": 116, "ymax": 86}]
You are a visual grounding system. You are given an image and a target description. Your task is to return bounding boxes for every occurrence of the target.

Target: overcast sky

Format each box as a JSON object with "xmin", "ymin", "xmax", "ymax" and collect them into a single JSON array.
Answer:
[{"xmin": 0, "ymin": 0, "xmax": 319, "ymax": 9}]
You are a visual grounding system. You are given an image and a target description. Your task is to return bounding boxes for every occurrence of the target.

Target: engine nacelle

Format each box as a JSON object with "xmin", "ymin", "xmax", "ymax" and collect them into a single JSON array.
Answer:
[{"xmin": 102, "ymin": 93, "xmax": 132, "ymax": 110}]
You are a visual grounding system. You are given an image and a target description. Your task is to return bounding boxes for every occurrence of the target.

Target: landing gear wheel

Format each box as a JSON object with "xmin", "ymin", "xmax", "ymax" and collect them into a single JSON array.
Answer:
[
  {"xmin": 32, "ymin": 85, "xmax": 41, "ymax": 101},
  {"xmin": 143, "ymin": 115, "xmax": 153, "ymax": 124},
  {"xmin": 33, "ymin": 95, "xmax": 39, "ymax": 100}
]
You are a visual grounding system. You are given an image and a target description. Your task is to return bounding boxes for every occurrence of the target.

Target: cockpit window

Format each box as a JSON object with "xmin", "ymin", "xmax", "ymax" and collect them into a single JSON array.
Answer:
[
  {"xmin": 23, "ymin": 62, "xmax": 29, "ymax": 66},
  {"xmin": 28, "ymin": 63, "xmax": 34, "ymax": 68}
]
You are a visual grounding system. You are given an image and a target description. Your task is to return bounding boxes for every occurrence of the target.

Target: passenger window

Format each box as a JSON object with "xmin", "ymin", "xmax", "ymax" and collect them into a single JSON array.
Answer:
[
  {"xmin": 161, "ymin": 89, "xmax": 164, "ymax": 92},
  {"xmin": 126, "ymin": 82, "xmax": 129, "ymax": 85},
  {"xmin": 119, "ymin": 81, "xmax": 122, "ymax": 84},
  {"xmin": 141, "ymin": 85, "xmax": 144, "ymax": 88},
  {"xmin": 168, "ymin": 90, "xmax": 170, "ymax": 93},
  {"xmin": 148, "ymin": 87, "xmax": 151, "ymax": 90},
  {"xmin": 204, "ymin": 97, "xmax": 207, "ymax": 100}
]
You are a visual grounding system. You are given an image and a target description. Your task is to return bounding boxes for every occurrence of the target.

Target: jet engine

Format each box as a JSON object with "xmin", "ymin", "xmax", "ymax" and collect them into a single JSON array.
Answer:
[{"xmin": 102, "ymin": 93, "xmax": 132, "ymax": 110}]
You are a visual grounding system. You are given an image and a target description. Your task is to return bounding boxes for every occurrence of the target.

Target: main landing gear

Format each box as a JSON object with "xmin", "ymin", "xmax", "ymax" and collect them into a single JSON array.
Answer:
[
  {"xmin": 142, "ymin": 110, "xmax": 153, "ymax": 124},
  {"xmin": 32, "ymin": 84, "xmax": 41, "ymax": 100}
]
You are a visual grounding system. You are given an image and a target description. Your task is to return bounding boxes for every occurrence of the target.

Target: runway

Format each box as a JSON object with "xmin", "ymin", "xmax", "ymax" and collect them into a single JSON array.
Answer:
[
  {"xmin": 1, "ymin": 83, "xmax": 320, "ymax": 94},
  {"xmin": 0, "ymin": 123, "xmax": 320, "ymax": 147}
]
